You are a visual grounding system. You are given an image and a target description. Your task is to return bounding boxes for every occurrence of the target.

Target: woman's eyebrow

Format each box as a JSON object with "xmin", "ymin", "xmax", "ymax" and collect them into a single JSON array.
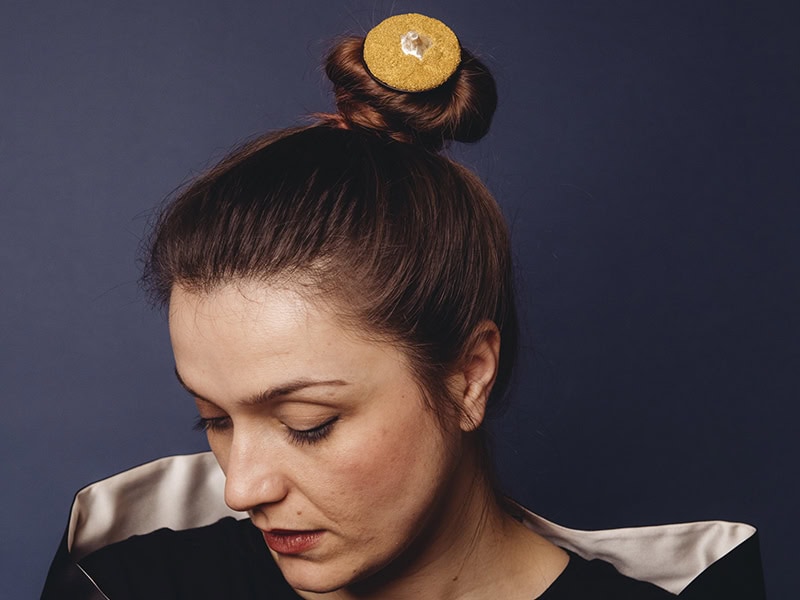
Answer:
[{"xmin": 173, "ymin": 367, "xmax": 349, "ymax": 406}]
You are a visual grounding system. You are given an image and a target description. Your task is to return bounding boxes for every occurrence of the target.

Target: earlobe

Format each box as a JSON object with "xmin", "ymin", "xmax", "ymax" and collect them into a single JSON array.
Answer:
[
  {"xmin": 458, "ymin": 321, "xmax": 501, "ymax": 432},
  {"xmin": 460, "ymin": 381, "xmax": 487, "ymax": 432}
]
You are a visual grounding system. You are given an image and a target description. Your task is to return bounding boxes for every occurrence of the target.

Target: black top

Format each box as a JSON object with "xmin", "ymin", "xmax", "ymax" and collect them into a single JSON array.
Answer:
[{"xmin": 79, "ymin": 517, "xmax": 675, "ymax": 599}]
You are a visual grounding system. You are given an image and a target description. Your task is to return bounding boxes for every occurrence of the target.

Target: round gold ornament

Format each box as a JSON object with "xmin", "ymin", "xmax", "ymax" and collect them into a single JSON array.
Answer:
[{"xmin": 363, "ymin": 13, "xmax": 461, "ymax": 93}]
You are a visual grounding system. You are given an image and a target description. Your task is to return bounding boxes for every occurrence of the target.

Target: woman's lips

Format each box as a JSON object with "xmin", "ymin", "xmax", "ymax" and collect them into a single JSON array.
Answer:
[{"xmin": 262, "ymin": 529, "xmax": 324, "ymax": 555}]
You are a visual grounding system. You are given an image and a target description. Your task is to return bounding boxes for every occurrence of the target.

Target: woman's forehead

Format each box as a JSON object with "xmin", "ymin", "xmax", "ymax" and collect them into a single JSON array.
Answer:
[
  {"xmin": 170, "ymin": 281, "xmax": 310, "ymax": 326},
  {"xmin": 169, "ymin": 278, "xmax": 397, "ymax": 347},
  {"xmin": 168, "ymin": 283, "xmax": 354, "ymax": 367},
  {"xmin": 168, "ymin": 281, "xmax": 408, "ymax": 386}
]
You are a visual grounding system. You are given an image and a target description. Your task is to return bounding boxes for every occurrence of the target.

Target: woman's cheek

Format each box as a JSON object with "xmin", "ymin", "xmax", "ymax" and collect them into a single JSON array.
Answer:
[{"xmin": 325, "ymin": 427, "xmax": 409, "ymax": 497}]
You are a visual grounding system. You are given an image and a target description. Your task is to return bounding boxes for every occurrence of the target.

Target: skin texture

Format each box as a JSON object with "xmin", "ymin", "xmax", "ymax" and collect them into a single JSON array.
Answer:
[{"xmin": 169, "ymin": 281, "xmax": 568, "ymax": 600}]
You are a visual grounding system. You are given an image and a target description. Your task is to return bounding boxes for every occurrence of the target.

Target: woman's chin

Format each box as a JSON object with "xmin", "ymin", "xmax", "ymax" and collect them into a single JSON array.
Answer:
[{"xmin": 275, "ymin": 556, "xmax": 358, "ymax": 594}]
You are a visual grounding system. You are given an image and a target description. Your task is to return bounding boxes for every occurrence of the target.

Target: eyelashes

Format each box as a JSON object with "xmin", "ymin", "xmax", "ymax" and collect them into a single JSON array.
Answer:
[
  {"xmin": 193, "ymin": 415, "xmax": 231, "ymax": 433},
  {"xmin": 192, "ymin": 415, "xmax": 338, "ymax": 446},
  {"xmin": 286, "ymin": 416, "xmax": 338, "ymax": 446}
]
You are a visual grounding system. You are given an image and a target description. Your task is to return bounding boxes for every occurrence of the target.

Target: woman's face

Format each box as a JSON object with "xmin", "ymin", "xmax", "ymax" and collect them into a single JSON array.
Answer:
[{"xmin": 169, "ymin": 281, "xmax": 466, "ymax": 593}]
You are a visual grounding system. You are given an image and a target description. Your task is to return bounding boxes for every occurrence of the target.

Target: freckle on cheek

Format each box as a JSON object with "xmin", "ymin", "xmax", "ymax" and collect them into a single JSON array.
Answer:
[{"xmin": 296, "ymin": 510, "xmax": 302, "ymax": 516}]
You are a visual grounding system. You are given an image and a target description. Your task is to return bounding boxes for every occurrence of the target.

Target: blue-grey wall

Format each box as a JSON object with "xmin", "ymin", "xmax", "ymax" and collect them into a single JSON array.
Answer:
[{"xmin": 1, "ymin": 1, "xmax": 796, "ymax": 597}]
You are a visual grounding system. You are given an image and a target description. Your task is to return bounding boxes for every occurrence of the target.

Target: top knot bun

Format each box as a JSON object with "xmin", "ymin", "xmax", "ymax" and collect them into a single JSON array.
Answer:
[{"xmin": 324, "ymin": 36, "xmax": 497, "ymax": 152}]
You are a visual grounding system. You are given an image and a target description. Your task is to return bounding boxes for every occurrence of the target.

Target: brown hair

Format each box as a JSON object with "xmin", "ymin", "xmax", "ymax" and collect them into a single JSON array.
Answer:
[{"xmin": 142, "ymin": 33, "xmax": 516, "ymax": 428}]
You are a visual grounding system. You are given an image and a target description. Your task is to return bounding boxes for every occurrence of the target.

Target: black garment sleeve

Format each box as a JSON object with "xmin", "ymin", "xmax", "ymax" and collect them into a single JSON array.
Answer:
[
  {"xmin": 62, "ymin": 518, "xmax": 298, "ymax": 600},
  {"xmin": 539, "ymin": 553, "xmax": 677, "ymax": 599},
  {"xmin": 678, "ymin": 532, "xmax": 766, "ymax": 600},
  {"xmin": 41, "ymin": 523, "xmax": 108, "ymax": 600}
]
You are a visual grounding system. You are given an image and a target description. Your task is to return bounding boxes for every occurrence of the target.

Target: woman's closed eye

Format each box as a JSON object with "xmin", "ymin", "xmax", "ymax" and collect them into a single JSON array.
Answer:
[
  {"xmin": 286, "ymin": 416, "xmax": 338, "ymax": 446},
  {"xmin": 192, "ymin": 414, "xmax": 339, "ymax": 445},
  {"xmin": 193, "ymin": 415, "xmax": 231, "ymax": 433}
]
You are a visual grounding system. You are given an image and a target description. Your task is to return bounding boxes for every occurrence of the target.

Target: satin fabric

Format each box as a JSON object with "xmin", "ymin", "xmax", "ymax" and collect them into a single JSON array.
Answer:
[{"xmin": 41, "ymin": 453, "xmax": 765, "ymax": 599}]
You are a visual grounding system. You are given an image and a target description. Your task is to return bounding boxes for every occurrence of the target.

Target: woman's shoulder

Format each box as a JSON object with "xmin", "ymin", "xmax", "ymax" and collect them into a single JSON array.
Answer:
[
  {"xmin": 541, "ymin": 552, "xmax": 676, "ymax": 599},
  {"xmin": 41, "ymin": 453, "xmax": 249, "ymax": 599},
  {"xmin": 542, "ymin": 538, "xmax": 766, "ymax": 599},
  {"xmin": 78, "ymin": 517, "xmax": 297, "ymax": 600},
  {"xmin": 511, "ymin": 500, "xmax": 766, "ymax": 599}
]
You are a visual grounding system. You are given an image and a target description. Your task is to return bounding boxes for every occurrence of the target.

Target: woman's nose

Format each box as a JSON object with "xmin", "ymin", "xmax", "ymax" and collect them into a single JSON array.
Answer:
[{"xmin": 222, "ymin": 434, "xmax": 289, "ymax": 512}]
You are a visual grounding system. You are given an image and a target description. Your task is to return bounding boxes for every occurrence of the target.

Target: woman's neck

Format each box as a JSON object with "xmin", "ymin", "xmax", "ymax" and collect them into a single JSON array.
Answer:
[{"xmin": 299, "ymin": 446, "xmax": 568, "ymax": 600}]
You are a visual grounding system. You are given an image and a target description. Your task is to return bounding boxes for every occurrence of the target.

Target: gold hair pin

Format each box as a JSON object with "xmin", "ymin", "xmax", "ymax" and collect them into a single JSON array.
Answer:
[{"xmin": 363, "ymin": 13, "xmax": 461, "ymax": 92}]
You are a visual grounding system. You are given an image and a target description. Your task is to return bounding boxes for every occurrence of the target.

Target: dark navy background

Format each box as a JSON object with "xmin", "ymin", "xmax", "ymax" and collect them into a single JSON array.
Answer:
[{"xmin": 1, "ymin": 2, "xmax": 796, "ymax": 597}]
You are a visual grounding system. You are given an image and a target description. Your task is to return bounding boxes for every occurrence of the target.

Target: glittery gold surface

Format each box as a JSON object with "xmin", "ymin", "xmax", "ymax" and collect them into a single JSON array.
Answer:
[{"xmin": 363, "ymin": 13, "xmax": 461, "ymax": 92}]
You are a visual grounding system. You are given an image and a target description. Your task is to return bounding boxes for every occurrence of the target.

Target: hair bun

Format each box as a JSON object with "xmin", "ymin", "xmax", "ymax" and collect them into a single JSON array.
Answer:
[{"xmin": 324, "ymin": 35, "xmax": 497, "ymax": 152}]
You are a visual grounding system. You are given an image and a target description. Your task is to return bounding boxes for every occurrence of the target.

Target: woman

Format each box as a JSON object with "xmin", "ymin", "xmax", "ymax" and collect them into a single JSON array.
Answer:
[{"xmin": 42, "ymin": 14, "xmax": 764, "ymax": 599}]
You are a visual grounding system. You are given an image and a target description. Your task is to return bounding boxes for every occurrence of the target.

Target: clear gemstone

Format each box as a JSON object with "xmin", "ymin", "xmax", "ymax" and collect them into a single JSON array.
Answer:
[{"xmin": 400, "ymin": 30, "xmax": 433, "ymax": 60}]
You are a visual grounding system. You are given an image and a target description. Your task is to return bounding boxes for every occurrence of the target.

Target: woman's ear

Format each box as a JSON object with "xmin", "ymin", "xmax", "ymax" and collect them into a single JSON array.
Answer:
[{"xmin": 455, "ymin": 320, "xmax": 501, "ymax": 432}]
